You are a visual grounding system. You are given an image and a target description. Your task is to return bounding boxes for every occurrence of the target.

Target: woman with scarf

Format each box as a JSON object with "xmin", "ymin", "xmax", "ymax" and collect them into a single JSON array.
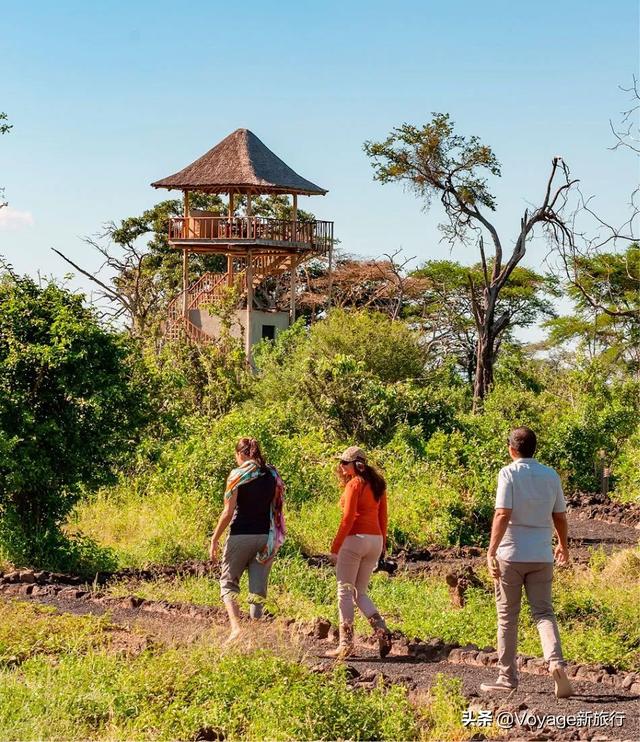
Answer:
[{"xmin": 209, "ymin": 437, "xmax": 285, "ymax": 642}]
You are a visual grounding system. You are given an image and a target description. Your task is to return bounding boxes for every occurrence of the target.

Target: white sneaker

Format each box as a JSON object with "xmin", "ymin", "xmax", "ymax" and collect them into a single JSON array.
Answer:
[
  {"xmin": 552, "ymin": 667, "xmax": 574, "ymax": 699},
  {"xmin": 480, "ymin": 679, "xmax": 517, "ymax": 693}
]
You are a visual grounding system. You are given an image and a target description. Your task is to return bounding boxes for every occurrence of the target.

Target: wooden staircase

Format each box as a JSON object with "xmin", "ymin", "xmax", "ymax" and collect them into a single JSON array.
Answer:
[{"xmin": 164, "ymin": 253, "xmax": 294, "ymax": 342}]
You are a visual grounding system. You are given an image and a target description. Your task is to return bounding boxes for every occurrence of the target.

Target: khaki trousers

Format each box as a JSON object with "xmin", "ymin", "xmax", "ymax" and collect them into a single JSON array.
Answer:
[
  {"xmin": 220, "ymin": 534, "xmax": 271, "ymax": 603},
  {"xmin": 495, "ymin": 559, "xmax": 566, "ymax": 686},
  {"xmin": 336, "ymin": 534, "xmax": 383, "ymax": 623}
]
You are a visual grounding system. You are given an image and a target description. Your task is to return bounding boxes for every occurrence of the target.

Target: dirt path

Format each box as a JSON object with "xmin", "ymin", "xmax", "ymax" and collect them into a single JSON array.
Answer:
[
  {"xmin": 5, "ymin": 587, "xmax": 638, "ymax": 742},
  {"xmin": 2, "ymin": 498, "xmax": 638, "ymax": 740}
]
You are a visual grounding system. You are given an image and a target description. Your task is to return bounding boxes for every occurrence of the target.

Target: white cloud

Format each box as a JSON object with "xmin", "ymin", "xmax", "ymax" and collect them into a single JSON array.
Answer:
[{"xmin": 0, "ymin": 206, "xmax": 34, "ymax": 230}]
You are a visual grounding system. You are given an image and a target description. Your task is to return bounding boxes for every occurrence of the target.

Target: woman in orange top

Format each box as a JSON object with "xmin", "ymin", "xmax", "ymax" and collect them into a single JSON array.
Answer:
[{"xmin": 328, "ymin": 446, "xmax": 392, "ymax": 659}]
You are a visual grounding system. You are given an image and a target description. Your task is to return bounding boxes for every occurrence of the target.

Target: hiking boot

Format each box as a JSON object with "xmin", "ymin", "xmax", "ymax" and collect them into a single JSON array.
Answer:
[
  {"xmin": 368, "ymin": 612, "xmax": 392, "ymax": 658},
  {"xmin": 552, "ymin": 667, "xmax": 574, "ymax": 699},
  {"xmin": 480, "ymin": 678, "xmax": 517, "ymax": 693},
  {"xmin": 326, "ymin": 622, "xmax": 354, "ymax": 659}
]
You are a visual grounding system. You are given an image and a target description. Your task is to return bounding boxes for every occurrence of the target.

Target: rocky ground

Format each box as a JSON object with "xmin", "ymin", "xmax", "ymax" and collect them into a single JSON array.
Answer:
[{"xmin": 1, "ymin": 494, "xmax": 638, "ymax": 741}]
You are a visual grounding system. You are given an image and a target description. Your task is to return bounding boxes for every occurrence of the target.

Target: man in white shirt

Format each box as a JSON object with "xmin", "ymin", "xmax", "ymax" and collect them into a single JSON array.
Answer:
[{"xmin": 480, "ymin": 427, "xmax": 574, "ymax": 698}]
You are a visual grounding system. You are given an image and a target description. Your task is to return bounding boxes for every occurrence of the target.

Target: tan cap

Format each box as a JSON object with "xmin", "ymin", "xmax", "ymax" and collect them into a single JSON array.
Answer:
[{"xmin": 337, "ymin": 446, "xmax": 367, "ymax": 463}]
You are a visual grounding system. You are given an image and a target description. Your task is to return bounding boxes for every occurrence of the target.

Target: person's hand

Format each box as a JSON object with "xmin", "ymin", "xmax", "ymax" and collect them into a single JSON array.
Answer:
[
  {"xmin": 209, "ymin": 539, "xmax": 219, "ymax": 562},
  {"xmin": 554, "ymin": 544, "xmax": 570, "ymax": 566},
  {"xmin": 487, "ymin": 552, "xmax": 501, "ymax": 580},
  {"xmin": 329, "ymin": 552, "xmax": 338, "ymax": 565}
]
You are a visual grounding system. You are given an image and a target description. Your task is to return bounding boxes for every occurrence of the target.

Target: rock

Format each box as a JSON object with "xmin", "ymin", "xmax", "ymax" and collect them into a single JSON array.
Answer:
[
  {"xmin": 18, "ymin": 570, "xmax": 36, "ymax": 583},
  {"xmin": 527, "ymin": 658, "xmax": 548, "ymax": 675},
  {"xmin": 4, "ymin": 571, "xmax": 20, "ymax": 583},
  {"xmin": 408, "ymin": 640, "xmax": 445, "ymax": 662},
  {"xmin": 19, "ymin": 584, "xmax": 34, "ymax": 595},
  {"xmin": 312, "ymin": 618, "xmax": 332, "ymax": 640},
  {"xmin": 344, "ymin": 664, "xmax": 360, "ymax": 680},
  {"xmin": 2, "ymin": 584, "xmax": 22, "ymax": 596},
  {"xmin": 629, "ymin": 682, "xmax": 640, "ymax": 695},
  {"xmin": 194, "ymin": 726, "xmax": 224, "ymax": 741},
  {"xmin": 120, "ymin": 596, "xmax": 145, "ymax": 609},
  {"xmin": 478, "ymin": 651, "xmax": 498, "ymax": 667},
  {"xmin": 58, "ymin": 588, "xmax": 87, "ymax": 600},
  {"xmin": 32, "ymin": 571, "xmax": 48, "ymax": 584},
  {"xmin": 456, "ymin": 650, "xmax": 479, "ymax": 664},
  {"xmin": 448, "ymin": 647, "xmax": 464, "ymax": 663}
]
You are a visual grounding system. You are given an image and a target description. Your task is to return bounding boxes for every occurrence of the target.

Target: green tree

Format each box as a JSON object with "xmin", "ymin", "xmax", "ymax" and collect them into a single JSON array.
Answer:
[
  {"xmin": 364, "ymin": 113, "xmax": 576, "ymax": 407},
  {"xmin": 411, "ymin": 260, "xmax": 558, "ymax": 382},
  {"xmin": 0, "ymin": 272, "xmax": 151, "ymax": 564},
  {"xmin": 546, "ymin": 244, "xmax": 640, "ymax": 374}
]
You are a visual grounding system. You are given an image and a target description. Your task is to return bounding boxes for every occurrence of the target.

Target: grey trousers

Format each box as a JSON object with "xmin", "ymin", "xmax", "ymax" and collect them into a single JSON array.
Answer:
[
  {"xmin": 496, "ymin": 559, "xmax": 566, "ymax": 686},
  {"xmin": 220, "ymin": 534, "xmax": 272, "ymax": 604}
]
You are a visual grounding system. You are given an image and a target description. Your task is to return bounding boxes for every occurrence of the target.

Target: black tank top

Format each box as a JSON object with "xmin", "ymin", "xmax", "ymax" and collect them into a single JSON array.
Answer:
[{"xmin": 229, "ymin": 470, "xmax": 276, "ymax": 535}]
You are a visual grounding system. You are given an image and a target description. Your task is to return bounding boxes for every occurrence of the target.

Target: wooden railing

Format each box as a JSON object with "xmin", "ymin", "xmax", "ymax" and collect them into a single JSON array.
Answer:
[{"xmin": 168, "ymin": 216, "xmax": 333, "ymax": 255}]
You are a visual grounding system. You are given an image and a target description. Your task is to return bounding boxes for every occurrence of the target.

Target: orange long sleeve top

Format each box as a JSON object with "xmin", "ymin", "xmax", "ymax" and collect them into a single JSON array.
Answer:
[{"xmin": 330, "ymin": 476, "xmax": 388, "ymax": 554}]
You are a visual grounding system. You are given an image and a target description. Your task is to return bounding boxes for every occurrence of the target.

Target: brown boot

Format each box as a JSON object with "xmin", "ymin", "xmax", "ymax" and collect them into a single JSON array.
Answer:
[
  {"xmin": 326, "ymin": 622, "xmax": 354, "ymax": 659},
  {"xmin": 368, "ymin": 612, "xmax": 392, "ymax": 658}
]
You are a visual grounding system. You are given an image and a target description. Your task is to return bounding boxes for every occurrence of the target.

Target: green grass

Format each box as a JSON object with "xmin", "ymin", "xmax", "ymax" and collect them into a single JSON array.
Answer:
[
  {"xmin": 0, "ymin": 600, "xmax": 432, "ymax": 741},
  {"xmin": 0, "ymin": 649, "xmax": 422, "ymax": 741},
  {"xmin": 0, "ymin": 601, "xmax": 117, "ymax": 665}
]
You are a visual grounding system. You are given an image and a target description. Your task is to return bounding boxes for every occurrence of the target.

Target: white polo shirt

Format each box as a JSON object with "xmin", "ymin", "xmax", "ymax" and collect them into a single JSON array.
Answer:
[{"xmin": 495, "ymin": 458, "xmax": 566, "ymax": 563}]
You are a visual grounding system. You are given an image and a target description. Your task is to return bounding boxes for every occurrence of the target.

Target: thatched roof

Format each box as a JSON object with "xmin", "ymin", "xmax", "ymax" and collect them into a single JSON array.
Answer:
[{"xmin": 151, "ymin": 129, "xmax": 328, "ymax": 196}]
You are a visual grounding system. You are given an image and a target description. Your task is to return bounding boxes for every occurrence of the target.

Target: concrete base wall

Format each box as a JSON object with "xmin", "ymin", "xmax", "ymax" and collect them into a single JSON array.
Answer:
[{"xmin": 189, "ymin": 308, "xmax": 290, "ymax": 348}]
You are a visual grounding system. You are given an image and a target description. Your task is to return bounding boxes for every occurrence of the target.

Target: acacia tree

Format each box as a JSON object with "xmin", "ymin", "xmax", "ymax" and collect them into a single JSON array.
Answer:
[
  {"xmin": 546, "ymin": 243, "xmax": 640, "ymax": 373},
  {"xmin": 1, "ymin": 112, "xmax": 12, "ymax": 209},
  {"xmin": 555, "ymin": 81, "xmax": 639, "ymax": 320},
  {"xmin": 364, "ymin": 113, "xmax": 576, "ymax": 406},
  {"xmin": 298, "ymin": 251, "xmax": 422, "ymax": 320},
  {"xmin": 410, "ymin": 260, "xmax": 558, "ymax": 382}
]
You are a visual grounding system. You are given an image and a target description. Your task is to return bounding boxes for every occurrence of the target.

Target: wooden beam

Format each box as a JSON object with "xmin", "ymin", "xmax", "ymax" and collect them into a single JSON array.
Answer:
[
  {"xmin": 227, "ymin": 254, "xmax": 234, "ymax": 287},
  {"xmin": 292, "ymin": 194, "xmax": 298, "ymax": 242},
  {"xmin": 327, "ymin": 242, "xmax": 334, "ymax": 309},
  {"xmin": 245, "ymin": 250, "xmax": 253, "ymax": 359},
  {"xmin": 290, "ymin": 253, "xmax": 297, "ymax": 323},
  {"xmin": 184, "ymin": 191, "xmax": 190, "ymax": 238},
  {"xmin": 228, "ymin": 192, "xmax": 234, "ymax": 218},
  {"xmin": 182, "ymin": 247, "xmax": 189, "ymax": 318}
]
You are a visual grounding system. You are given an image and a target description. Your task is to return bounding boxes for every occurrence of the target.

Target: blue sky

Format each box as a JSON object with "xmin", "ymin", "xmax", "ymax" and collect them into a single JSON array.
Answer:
[{"xmin": 1, "ymin": 0, "xmax": 638, "ymax": 328}]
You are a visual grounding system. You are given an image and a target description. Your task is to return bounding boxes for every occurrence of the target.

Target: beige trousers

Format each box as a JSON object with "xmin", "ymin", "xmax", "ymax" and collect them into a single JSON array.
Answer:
[
  {"xmin": 496, "ymin": 559, "xmax": 566, "ymax": 686},
  {"xmin": 336, "ymin": 534, "xmax": 383, "ymax": 623}
]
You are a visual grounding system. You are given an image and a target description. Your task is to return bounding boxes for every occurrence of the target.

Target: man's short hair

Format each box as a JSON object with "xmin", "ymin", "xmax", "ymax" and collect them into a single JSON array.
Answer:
[{"xmin": 508, "ymin": 427, "xmax": 537, "ymax": 458}]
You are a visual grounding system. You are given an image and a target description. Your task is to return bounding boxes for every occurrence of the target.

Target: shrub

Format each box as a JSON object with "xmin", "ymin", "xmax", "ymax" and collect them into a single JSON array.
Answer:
[{"xmin": 0, "ymin": 274, "xmax": 151, "ymax": 565}]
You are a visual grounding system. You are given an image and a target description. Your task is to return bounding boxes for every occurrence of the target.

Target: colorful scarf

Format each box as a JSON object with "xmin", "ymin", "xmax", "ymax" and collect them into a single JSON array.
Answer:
[{"xmin": 224, "ymin": 459, "xmax": 286, "ymax": 564}]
